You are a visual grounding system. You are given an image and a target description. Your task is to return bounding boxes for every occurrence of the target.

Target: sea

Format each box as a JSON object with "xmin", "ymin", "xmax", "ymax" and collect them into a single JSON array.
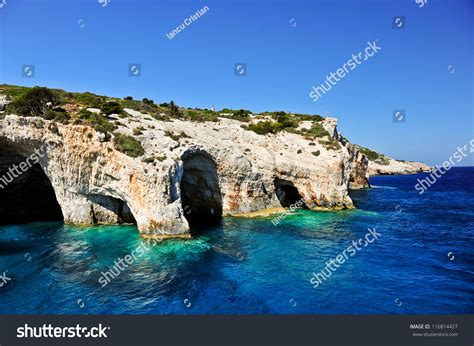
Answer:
[{"xmin": 0, "ymin": 167, "xmax": 472, "ymax": 314}]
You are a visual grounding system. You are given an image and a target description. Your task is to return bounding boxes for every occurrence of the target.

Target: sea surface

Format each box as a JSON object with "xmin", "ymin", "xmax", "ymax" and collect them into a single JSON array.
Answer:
[{"xmin": 0, "ymin": 167, "xmax": 473, "ymax": 314}]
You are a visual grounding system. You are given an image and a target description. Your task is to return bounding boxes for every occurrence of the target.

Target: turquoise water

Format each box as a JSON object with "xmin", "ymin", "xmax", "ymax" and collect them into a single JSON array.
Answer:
[{"xmin": 0, "ymin": 167, "xmax": 473, "ymax": 314}]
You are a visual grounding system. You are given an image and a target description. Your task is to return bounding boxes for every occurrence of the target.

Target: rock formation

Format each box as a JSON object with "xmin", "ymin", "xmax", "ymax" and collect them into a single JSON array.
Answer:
[
  {"xmin": 368, "ymin": 158, "xmax": 431, "ymax": 176},
  {"xmin": 0, "ymin": 89, "xmax": 428, "ymax": 239}
]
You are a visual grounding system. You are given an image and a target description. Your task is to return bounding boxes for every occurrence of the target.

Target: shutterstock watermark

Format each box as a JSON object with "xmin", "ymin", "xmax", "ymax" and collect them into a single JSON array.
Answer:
[
  {"xmin": 309, "ymin": 40, "xmax": 382, "ymax": 102},
  {"xmin": 310, "ymin": 228, "xmax": 381, "ymax": 288},
  {"xmin": 22, "ymin": 64, "xmax": 35, "ymax": 78},
  {"xmin": 166, "ymin": 6, "xmax": 209, "ymax": 40},
  {"xmin": 98, "ymin": 241, "xmax": 153, "ymax": 288},
  {"xmin": 271, "ymin": 197, "xmax": 316, "ymax": 226},
  {"xmin": 17, "ymin": 324, "xmax": 109, "ymax": 338},
  {"xmin": 98, "ymin": 0, "xmax": 110, "ymax": 8},
  {"xmin": 0, "ymin": 270, "xmax": 12, "ymax": 288},
  {"xmin": 415, "ymin": 0, "xmax": 428, "ymax": 8},
  {"xmin": 0, "ymin": 142, "xmax": 55, "ymax": 190},
  {"xmin": 415, "ymin": 139, "xmax": 474, "ymax": 194}
]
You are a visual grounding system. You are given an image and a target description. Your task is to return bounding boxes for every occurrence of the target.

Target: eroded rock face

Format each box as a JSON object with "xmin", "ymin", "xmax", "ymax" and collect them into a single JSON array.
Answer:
[
  {"xmin": 0, "ymin": 112, "xmax": 371, "ymax": 238},
  {"xmin": 346, "ymin": 144, "xmax": 370, "ymax": 189},
  {"xmin": 324, "ymin": 118, "xmax": 370, "ymax": 189}
]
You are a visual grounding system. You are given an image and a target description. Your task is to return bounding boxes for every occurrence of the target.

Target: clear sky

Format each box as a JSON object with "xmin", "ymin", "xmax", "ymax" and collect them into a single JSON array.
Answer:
[{"xmin": 0, "ymin": 0, "xmax": 472, "ymax": 166}]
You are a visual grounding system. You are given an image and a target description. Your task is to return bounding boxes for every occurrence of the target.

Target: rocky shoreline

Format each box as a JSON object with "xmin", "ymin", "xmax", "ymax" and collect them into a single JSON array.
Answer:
[
  {"xmin": 368, "ymin": 159, "xmax": 431, "ymax": 176},
  {"xmin": 0, "ymin": 86, "xmax": 429, "ymax": 239}
]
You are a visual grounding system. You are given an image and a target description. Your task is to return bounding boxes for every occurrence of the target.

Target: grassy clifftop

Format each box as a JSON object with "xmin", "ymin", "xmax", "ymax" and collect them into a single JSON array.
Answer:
[{"xmin": 0, "ymin": 84, "xmax": 341, "ymax": 154}]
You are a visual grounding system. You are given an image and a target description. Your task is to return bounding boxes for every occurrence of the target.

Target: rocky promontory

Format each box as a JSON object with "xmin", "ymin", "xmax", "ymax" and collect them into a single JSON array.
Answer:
[{"xmin": 0, "ymin": 85, "xmax": 427, "ymax": 238}]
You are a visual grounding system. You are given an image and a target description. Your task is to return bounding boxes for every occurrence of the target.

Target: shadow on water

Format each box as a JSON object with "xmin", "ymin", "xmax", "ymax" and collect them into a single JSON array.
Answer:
[{"xmin": 0, "ymin": 240, "xmax": 33, "ymax": 255}]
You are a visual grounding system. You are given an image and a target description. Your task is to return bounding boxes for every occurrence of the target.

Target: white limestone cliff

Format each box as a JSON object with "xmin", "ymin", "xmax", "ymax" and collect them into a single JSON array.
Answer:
[
  {"xmin": 368, "ymin": 157, "xmax": 431, "ymax": 175},
  {"xmin": 0, "ymin": 109, "xmax": 427, "ymax": 239}
]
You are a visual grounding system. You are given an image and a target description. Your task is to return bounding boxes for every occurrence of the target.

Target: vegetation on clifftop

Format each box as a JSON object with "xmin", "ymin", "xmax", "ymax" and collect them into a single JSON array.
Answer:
[
  {"xmin": 0, "ymin": 84, "xmax": 341, "ymax": 153},
  {"xmin": 242, "ymin": 113, "xmax": 340, "ymax": 150},
  {"xmin": 6, "ymin": 86, "xmax": 61, "ymax": 117},
  {"xmin": 77, "ymin": 109, "xmax": 117, "ymax": 135},
  {"xmin": 357, "ymin": 146, "xmax": 390, "ymax": 165},
  {"xmin": 1, "ymin": 85, "xmax": 327, "ymax": 131},
  {"xmin": 113, "ymin": 133, "xmax": 145, "ymax": 158}
]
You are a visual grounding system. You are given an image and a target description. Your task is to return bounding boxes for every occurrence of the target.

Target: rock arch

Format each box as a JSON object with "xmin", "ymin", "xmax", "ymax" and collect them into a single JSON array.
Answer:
[
  {"xmin": 0, "ymin": 139, "xmax": 138, "ymax": 227},
  {"xmin": 0, "ymin": 144, "xmax": 63, "ymax": 224},
  {"xmin": 85, "ymin": 194, "xmax": 136, "ymax": 225}
]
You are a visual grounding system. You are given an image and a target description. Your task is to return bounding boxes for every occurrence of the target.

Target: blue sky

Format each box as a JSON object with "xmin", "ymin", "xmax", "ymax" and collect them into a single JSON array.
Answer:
[{"xmin": 0, "ymin": 0, "xmax": 472, "ymax": 166}]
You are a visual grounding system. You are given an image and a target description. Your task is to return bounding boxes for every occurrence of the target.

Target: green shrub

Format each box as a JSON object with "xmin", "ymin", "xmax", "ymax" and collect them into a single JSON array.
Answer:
[
  {"xmin": 312, "ymin": 150, "xmax": 321, "ymax": 156},
  {"xmin": 120, "ymin": 98, "xmax": 173, "ymax": 121},
  {"xmin": 245, "ymin": 116, "xmax": 296, "ymax": 135},
  {"xmin": 271, "ymin": 111, "xmax": 288, "ymax": 119},
  {"xmin": 113, "ymin": 133, "xmax": 145, "ymax": 158},
  {"xmin": 294, "ymin": 113, "xmax": 324, "ymax": 122},
  {"xmin": 276, "ymin": 113, "xmax": 297, "ymax": 129},
  {"xmin": 44, "ymin": 109, "xmax": 71, "ymax": 124},
  {"xmin": 78, "ymin": 109, "xmax": 117, "ymax": 134},
  {"xmin": 167, "ymin": 101, "xmax": 181, "ymax": 118},
  {"xmin": 43, "ymin": 110, "xmax": 57, "ymax": 120},
  {"xmin": 170, "ymin": 101, "xmax": 180, "ymax": 115},
  {"xmin": 2, "ymin": 85, "xmax": 30, "ymax": 101},
  {"xmin": 143, "ymin": 157, "xmax": 155, "ymax": 163},
  {"xmin": 121, "ymin": 98, "xmax": 142, "ymax": 109},
  {"xmin": 164, "ymin": 130, "xmax": 190, "ymax": 141},
  {"xmin": 74, "ymin": 92, "xmax": 105, "ymax": 108},
  {"xmin": 302, "ymin": 122, "xmax": 329, "ymax": 138},
  {"xmin": 78, "ymin": 109, "xmax": 96, "ymax": 120},
  {"xmin": 244, "ymin": 121, "xmax": 276, "ymax": 135},
  {"xmin": 219, "ymin": 109, "xmax": 251, "ymax": 122},
  {"xmin": 357, "ymin": 146, "xmax": 388, "ymax": 164},
  {"xmin": 184, "ymin": 109, "xmax": 218, "ymax": 122},
  {"xmin": 101, "ymin": 101, "xmax": 123, "ymax": 116},
  {"xmin": 318, "ymin": 137, "xmax": 340, "ymax": 151},
  {"xmin": 8, "ymin": 87, "xmax": 61, "ymax": 117},
  {"xmin": 124, "ymin": 96, "xmax": 133, "ymax": 100},
  {"xmin": 297, "ymin": 149, "xmax": 302, "ymax": 154},
  {"xmin": 232, "ymin": 109, "xmax": 251, "ymax": 121}
]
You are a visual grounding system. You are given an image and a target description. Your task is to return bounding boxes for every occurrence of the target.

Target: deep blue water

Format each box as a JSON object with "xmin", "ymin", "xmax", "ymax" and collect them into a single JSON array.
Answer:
[{"xmin": 0, "ymin": 167, "xmax": 473, "ymax": 314}]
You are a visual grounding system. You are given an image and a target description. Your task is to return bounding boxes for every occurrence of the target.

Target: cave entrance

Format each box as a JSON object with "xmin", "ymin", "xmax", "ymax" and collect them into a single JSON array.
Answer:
[
  {"xmin": 180, "ymin": 151, "xmax": 222, "ymax": 232},
  {"xmin": 0, "ymin": 146, "xmax": 63, "ymax": 225},
  {"xmin": 87, "ymin": 194, "xmax": 137, "ymax": 225},
  {"xmin": 274, "ymin": 178, "xmax": 307, "ymax": 208}
]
